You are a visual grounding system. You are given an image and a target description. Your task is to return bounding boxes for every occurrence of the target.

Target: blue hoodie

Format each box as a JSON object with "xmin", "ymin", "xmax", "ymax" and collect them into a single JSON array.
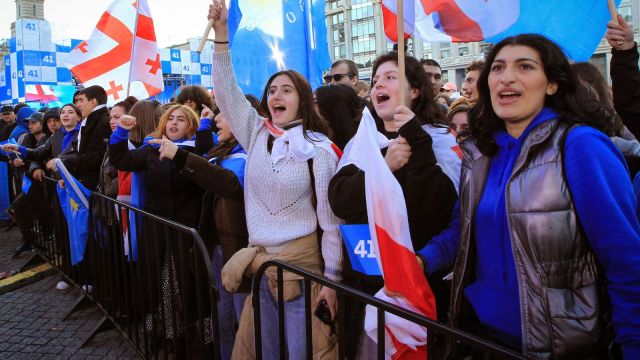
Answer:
[
  {"xmin": 9, "ymin": 107, "xmax": 35, "ymax": 141},
  {"xmin": 420, "ymin": 108, "xmax": 640, "ymax": 357}
]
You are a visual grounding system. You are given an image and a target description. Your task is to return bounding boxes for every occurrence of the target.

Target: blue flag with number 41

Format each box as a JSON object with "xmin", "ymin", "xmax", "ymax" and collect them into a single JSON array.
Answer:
[{"xmin": 340, "ymin": 224, "xmax": 381, "ymax": 276}]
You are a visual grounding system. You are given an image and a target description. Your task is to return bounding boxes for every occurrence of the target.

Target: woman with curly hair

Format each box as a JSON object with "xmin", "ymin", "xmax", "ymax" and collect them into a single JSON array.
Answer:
[{"xmin": 176, "ymin": 85, "xmax": 216, "ymax": 116}]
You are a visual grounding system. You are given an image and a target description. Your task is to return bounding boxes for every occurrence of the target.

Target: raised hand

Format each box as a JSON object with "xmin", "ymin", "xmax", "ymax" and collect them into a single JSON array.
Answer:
[
  {"xmin": 208, "ymin": 0, "xmax": 229, "ymax": 35},
  {"xmin": 201, "ymin": 105, "xmax": 214, "ymax": 120},
  {"xmin": 118, "ymin": 115, "xmax": 137, "ymax": 131},
  {"xmin": 385, "ymin": 136, "xmax": 412, "ymax": 172},
  {"xmin": 606, "ymin": 14, "xmax": 635, "ymax": 51},
  {"xmin": 393, "ymin": 105, "xmax": 415, "ymax": 130},
  {"xmin": 46, "ymin": 159, "xmax": 58, "ymax": 172}
]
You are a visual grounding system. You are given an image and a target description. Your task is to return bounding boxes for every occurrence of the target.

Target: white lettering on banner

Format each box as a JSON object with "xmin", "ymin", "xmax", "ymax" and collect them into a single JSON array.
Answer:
[
  {"xmin": 354, "ymin": 239, "xmax": 378, "ymax": 259},
  {"xmin": 42, "ymin": 55, "xmax": 54, "ymax": 64},
  {"xmin": 286, "ymin": 11, "xmax": 296, "ymax": 23}
]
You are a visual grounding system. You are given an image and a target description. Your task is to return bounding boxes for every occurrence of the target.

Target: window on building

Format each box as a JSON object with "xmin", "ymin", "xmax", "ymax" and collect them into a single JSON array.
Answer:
[
  {"xmin": 423, "ymin": 42, "xmax": 433, "ymax": 59},
  {"xmin": 458, "ymin": 46, "xmax": 469, "ymax": 56},
  {"xmin": 480, "ymin": 43, "xmax": 493, "ymax": 56},
  {"xmin": 33, "ymin": 4, "xmax": 37, "ymax": 16},
  {"xmin": 620, "ymin": 5, "xmax": 633, "ymax": 24},
  {"xmin": 440, "ymin": 42, "xmax": 450, "ymax": 49},
  {"xmin": 441, "ymin": 49, "xmax": 450, "ymax": 58},
  {"xmin": 333, "ymin": 28, "xmax": 344, "ymax": 42}
]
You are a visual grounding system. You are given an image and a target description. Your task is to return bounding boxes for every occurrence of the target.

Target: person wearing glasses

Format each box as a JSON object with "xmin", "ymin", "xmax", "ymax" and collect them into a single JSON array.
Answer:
[{"xmin": 325, "ymin": 59, "xmax": 359, "ymax": 88}]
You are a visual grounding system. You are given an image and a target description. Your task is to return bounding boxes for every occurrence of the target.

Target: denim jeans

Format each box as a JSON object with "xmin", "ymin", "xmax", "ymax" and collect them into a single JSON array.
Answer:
[
  {"xmin": 258, "ymin": 276, "xmax": 307, "ymax": 360},
  {"xmin": 213, "ymin": 246, "xmax": 248, "ymax": 360}
]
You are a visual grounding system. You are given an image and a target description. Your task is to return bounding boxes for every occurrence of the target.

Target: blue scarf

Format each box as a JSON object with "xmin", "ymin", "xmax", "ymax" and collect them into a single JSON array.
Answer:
[{"xmin": 61, "ymin": 124, "xmax": 81, "ymax": 153}]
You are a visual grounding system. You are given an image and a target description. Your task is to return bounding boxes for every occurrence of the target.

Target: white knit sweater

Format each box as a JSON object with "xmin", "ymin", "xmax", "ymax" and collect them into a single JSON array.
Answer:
[{"xmin": 212, "ymin": 51, "xmax": 343, "ymax": 280}]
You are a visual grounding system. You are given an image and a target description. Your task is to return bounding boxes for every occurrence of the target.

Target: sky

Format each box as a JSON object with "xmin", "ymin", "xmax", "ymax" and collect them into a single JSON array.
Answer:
[{"xmin": 0, "ymin": 0, "xmax": 217, "ymax": 48}]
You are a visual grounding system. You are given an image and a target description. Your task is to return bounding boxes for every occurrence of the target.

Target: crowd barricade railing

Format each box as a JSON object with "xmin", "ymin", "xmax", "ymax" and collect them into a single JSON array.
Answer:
[
  {"xmin": 24, "ymin": 176, "xmax": 73, "ymax": 274},
  {"xmin": 251, "ymin": 259, "xmax": 527, "ymax": 360},
  {"xmin": 24, "ymin": 176, "xmax": 221, "ymax": 360}
]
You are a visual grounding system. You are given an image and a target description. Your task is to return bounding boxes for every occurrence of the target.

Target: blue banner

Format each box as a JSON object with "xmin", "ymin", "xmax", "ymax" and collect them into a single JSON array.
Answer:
[
  {"xmin": 55, "ymin": 159, "xmax": 91, "ymax": 265},
  {"xmin": 227, "ymin": 0, "xmax": 332, "ymax": 96},
  {"xmin": 0, "ymin": 162, "xmax": 10, "ymax": 221},
  {"xmin": 340, "ymin": 224, "xmax": 381, "ymax": 276}
]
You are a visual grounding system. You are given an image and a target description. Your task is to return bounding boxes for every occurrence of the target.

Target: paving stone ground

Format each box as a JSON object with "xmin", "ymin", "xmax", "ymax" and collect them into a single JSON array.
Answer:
[
  {"xmin": 0, "ymin": 225, "xmax": 32, "ymax": 276},
  {"xmin": 0, "ymin": 228, "xmax": 141, "ymax": 359}
]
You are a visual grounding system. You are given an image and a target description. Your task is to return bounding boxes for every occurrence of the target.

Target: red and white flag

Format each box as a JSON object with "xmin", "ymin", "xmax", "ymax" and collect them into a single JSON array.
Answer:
[
  {"xmin": 66, "ymin": 0, "xmax": 163, "ymax": 105},
  {"xmin": 343, "ymin": 108, "xmax": 438, "ymax": 359},
  {"xmin": 25, "ymin": 85, "xmax": 59, "ymax": 103},
  {"xmin": 382, "ymin": 0, "xmax": 519, "ymax": 42}
]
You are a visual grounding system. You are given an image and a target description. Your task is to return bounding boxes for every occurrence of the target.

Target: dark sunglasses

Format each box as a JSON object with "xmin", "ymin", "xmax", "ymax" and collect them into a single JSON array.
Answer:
[{"xmin": 324, "ymin": 73, "xmax": 355, "ymax": 82}]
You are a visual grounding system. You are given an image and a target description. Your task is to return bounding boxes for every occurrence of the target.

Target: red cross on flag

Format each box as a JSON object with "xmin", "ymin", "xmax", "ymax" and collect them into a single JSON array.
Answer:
[
  {"xmin": 25, "ymin": 85, "xmax": 59, "ymax": 103},
  {"xmin": 65, "ymin": 0, "xmax": 164, "ymax": 105}
]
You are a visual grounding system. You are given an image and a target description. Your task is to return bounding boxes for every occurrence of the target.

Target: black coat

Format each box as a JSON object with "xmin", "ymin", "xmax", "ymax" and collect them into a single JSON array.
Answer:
[
  {"xmin": 61, "ymin": 107, "xmax": 111, "ymax": 190},
  {"xmin": 611, "ymin": 45, "xmax": 640, "ymax": 137},
  {"xmin": 25, "ymin": 128, "xmax": 79, "ymax": 178},
  {"xmin": 109, "ymin": 140, "xmax": 203, "ymax": 228},
  {"xmin": 328, "ymin": 117, "xmax": 458, "ymax": 359}
]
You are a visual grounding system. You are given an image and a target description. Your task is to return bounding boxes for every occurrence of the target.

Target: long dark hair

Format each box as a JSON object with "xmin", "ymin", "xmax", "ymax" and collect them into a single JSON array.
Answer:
[
  {"xmin": 315, "ymin": 84, "xmax": 361, "ymax": 149},
  {"xmin": 260, "ymin": 70, "xmax": 331, "ymax": 139},
  {"xmin": 468, "ymin": 34, "xmax": 614, "ymax": 156},
  {"xmin": 371, "ymin": 52, "xmax": 446, "ymax": 127}
]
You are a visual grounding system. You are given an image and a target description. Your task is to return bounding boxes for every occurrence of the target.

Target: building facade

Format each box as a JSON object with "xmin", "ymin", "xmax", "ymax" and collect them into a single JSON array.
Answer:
[{"xmin": 325, "ymin": 0, "xmax": 640, "ymax": 88}]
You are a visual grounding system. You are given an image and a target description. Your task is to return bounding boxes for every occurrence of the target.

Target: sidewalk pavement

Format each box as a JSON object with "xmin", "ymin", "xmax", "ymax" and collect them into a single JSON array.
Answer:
[{"xmin": 0, "ymin": 227, "xmax": 141, "ymax": 359}]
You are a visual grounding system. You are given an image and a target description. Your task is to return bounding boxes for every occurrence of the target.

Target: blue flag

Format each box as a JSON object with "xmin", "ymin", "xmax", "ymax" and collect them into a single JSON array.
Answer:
[
  {"xmin": 0, "ymin": 162, "xmax": 9, "ymax": 221},
  {"xmin": 486, "ymin": 0, "xmax": 622, "ymax": 62},
  {"xmin": 340, "ymin": 224, "xmax": 381, "ymax": 276},
  {"xmin": 21, "ymin": 174, "xmax": 31, "ymax": 195},
  {"xmin": 227, "ymin": 0, "xmax": 332, "ymax": 96},
  {"xmin": 55, "ymin": 159, "xmax": 91, "ymax": 265}
]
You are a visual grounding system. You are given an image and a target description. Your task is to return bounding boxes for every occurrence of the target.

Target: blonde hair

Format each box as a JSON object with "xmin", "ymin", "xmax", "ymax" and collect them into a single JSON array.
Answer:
[{"xmin": 150, "ymin": 104, "xmax": 199, "ymax": 139}]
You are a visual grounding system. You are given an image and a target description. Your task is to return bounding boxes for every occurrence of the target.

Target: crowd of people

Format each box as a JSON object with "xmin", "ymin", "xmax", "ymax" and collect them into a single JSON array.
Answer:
[{"xmin": 1, "ymin": 1, "xmax": 640, "ymax": 358}]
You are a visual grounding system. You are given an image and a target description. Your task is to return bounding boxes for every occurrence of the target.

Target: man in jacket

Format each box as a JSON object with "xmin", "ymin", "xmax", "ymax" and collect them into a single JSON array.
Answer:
[{"xmin": 63, "ymin": 85, "xmax": 111, "ymax": 190}]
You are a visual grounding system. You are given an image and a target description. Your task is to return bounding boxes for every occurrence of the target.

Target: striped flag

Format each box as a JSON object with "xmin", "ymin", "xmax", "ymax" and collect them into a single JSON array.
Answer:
[
  {"xmin": 383, "ymin": 0, "xmax": 622, "ymax": 62},
  {"xmin": 344, "ymin": 108, "xmax": 437, "ymax": 359},
  {"xmin": 65, "ymin": 0, "xmax": 163, "ymax": 105},
  {"xmin": 382, "ymin": 0, "xmax": 518, "ymax": 43}
]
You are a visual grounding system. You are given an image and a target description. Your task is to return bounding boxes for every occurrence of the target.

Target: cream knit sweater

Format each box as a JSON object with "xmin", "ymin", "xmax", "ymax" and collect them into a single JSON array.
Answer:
[{"xmin": 212, "ymin": 51, "xmax": 343, "ymax": 280}]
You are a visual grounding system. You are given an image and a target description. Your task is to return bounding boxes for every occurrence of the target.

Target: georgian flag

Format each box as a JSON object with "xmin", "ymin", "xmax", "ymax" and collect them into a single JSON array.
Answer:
[
  {"xmin": 65, "ymin": 0, "xmax": 163, "ymax": 105},
  {"xmin": 341, "ymin": 108, "xmax": 438, "ymax": 359},
  {"xmin": 25, "ymin": 85, "xmax": 59, "ymax": 103}
]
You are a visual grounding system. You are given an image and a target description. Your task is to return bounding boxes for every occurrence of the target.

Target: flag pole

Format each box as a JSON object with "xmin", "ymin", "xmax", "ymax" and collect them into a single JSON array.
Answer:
[
  {"xmin": 198, "ymin": 19, "xmax": 214, "ymax": 53},
  {"xmin": 397, "ymin": 0, "xmax": 406, "ymax": 107},
  {"xmin": 608, "ymin": 0, "xmax": 619, "ymax": 25},
  {"xmin": 126, "ymin": 2, "xmax": 142, "ymax": 98}
]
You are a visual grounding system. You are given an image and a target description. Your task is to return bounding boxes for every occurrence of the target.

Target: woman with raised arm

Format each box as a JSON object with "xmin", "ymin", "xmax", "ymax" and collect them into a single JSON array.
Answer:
[{"xmin": 208, "ymin": 1, "xmax": 342, "ymax": 359}]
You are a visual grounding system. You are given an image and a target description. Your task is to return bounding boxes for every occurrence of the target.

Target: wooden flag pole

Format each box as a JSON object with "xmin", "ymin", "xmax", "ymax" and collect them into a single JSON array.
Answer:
[
  {"xmin": 608, "ymin": 0, "xmax": 624, "ymax": 47},
  {"xmin": 608, "ymin": 0, "xmax": 619, "ymax": 25},
  {"xmin": 397, "ymin": 0, "xmax": 406, "ymax": 107},
  {"xmin": 197, "ymin": 19, "xmax": 214, "ymax": 53}
]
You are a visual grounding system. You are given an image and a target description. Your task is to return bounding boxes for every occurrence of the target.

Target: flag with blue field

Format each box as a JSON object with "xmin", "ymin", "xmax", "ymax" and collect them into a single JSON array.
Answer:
[
  {"xmin": 55, "ymin": 159, "xmax": 91, "ymax": 265},
  {"xmin": 227, "ymin": 0, "xmax": 332, "ymax": 96}
]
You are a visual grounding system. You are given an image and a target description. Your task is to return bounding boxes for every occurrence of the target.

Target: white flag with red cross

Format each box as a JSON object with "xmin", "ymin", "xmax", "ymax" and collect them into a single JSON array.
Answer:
[{"xmin": 65, "ymin": 0, "xmax": 163, "ymax": 105}]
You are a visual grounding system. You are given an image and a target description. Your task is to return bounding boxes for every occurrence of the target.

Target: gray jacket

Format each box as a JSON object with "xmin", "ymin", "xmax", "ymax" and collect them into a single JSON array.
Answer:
[{"xmin": 448, "ymin": 119, "xmax": 611, "ymax": 359}]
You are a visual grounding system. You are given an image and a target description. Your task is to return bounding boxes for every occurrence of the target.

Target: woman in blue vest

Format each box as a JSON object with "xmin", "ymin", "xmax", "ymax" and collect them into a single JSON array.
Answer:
[{"xmin": 419, "ymin": 34, "xmax": 640, "ymax": 359}]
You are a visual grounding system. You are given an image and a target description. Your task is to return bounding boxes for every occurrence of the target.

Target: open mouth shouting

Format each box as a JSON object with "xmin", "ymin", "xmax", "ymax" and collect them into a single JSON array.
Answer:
[{"xmin": 496, "ymin": 88, "xmax": 522, "ymax": 105}]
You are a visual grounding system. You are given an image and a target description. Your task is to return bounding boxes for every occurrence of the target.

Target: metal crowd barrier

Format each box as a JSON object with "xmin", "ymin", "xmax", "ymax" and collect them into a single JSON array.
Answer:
[
  {"xmin": 23, "ymin": 177, "xmax": 527, "ymax": 360},
  {"xmin": 23, "ymin": 177, "xmax": 221, "ymax": 360},
  {"xmin": 252, "ymin": 260, "xmax": 527, "ymax": 360}
]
